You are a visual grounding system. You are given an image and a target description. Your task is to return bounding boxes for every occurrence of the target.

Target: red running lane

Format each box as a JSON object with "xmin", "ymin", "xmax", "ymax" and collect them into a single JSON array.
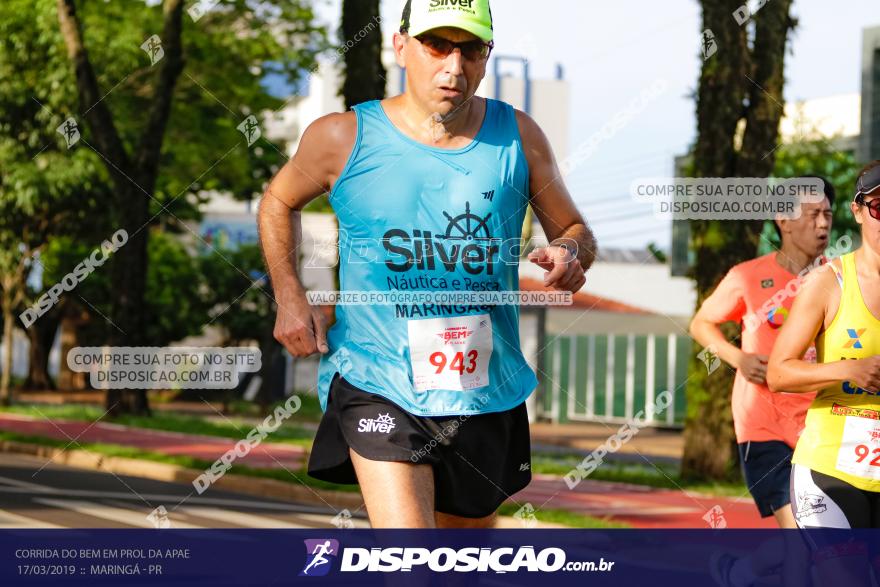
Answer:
[
  {"xmin": 511, "ymin": 473, "xmax": 777, "ymax": 528},
  {"xmin": 0, "ymin": 413, "xmax": 304, "ymax": 470}
]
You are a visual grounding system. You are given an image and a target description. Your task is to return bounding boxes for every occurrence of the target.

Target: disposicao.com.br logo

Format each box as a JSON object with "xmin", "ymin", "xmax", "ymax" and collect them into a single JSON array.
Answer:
[
  {"xmin": 299, "ymin": 540, "xmax": 615, "ymax": 575},
  {"xmin": 300, "ymin": 539, "xmax": 340, "ymax": 577}
]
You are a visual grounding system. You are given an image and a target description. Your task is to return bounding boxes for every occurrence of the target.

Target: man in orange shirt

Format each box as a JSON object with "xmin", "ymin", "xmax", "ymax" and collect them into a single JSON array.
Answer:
[
  {"xmin": 691, "ymin": 179, "xmax": 835, "ymax": 586},
  {"xmin": 690, "ymin": 178, "xmax": 835, "ymax": 525}
]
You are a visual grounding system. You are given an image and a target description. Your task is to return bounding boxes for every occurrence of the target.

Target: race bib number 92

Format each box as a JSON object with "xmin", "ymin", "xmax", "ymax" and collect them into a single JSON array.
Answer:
[
  {"xmin": 407, "ymin": 313, "xmax": 493, "ymax": 392},
  {"xmin": 836, "ymin": 415, "xmax": 880, "ymax": 481}
]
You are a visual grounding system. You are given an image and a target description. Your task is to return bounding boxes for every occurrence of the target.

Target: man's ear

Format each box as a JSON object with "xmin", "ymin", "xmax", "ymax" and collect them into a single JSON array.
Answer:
[
  {"xmin": 774, "ymin": 215, "xmax": 786, "ymax": 236},
  {"xmin": 393, "ymin": 32, "xmax": 407, "ymax": 68}
]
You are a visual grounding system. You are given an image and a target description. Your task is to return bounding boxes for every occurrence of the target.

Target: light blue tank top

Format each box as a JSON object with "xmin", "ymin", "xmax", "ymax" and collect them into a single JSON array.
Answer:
[{"xmin": 316, "ymin": 98, "xmax": 538, "ymax": 416}]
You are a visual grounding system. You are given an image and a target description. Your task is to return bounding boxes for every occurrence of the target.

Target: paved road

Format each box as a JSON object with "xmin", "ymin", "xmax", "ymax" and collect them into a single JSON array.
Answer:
[
  {"xmin": 0, "ymin": 413, "xmax": 773, "ymax": 528},
  {"xmin": 0, "ymin": 455, "xmax": 784, "ymax": 586},
  {"xmin": 0, "ymin": 453, "xmax": 367, "ymax": 529}
]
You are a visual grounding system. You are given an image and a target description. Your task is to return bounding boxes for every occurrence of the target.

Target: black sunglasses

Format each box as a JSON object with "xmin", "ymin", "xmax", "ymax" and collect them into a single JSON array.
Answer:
[
  {"xmin": 412, "ymin": 33, "xmax": 493, "ymax": 62},
  {"xmin": 856, "ymin": 195, "xmax": 880, "ymax": 221}
]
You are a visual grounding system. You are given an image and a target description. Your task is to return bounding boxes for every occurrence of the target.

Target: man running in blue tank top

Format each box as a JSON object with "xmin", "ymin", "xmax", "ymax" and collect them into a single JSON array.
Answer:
[{"xmin": 258, "ymin": 0, "xmax": 596, "ymax": 528}]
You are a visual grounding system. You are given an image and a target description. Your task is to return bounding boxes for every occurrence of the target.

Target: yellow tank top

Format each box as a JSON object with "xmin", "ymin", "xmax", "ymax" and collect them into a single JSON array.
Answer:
[{"xmin": 793, "ymin": 252, "xmax": 880, "ymax": 491}]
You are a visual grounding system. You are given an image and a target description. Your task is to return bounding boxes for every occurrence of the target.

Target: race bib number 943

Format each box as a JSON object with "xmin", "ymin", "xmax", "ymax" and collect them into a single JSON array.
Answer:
[{"xmin": 407, "ymin": 314, "xmax": 493, "ymax": 392}]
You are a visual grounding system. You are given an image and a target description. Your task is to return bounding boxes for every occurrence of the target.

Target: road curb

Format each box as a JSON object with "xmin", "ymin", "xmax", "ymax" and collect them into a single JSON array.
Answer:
[
  {"xmin": 0, "ymin": 439, "xmax": 363, "ymax": 511},
  {"xmin": 0, "ymin": 439, "xmax": 566, "ymax": 528}
]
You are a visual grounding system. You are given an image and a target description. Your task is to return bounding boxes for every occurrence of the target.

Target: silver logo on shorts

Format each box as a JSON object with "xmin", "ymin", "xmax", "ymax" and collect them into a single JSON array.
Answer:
[{"xmin": 357, "ymin": 413, "xmax": 396, "ymax": 434}]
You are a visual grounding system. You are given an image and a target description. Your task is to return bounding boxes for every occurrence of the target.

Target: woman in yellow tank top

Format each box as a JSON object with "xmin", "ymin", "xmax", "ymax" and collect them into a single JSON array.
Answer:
[{"xmin": 768, "ymin": 161, "xmax": 880, "ymax": 530}]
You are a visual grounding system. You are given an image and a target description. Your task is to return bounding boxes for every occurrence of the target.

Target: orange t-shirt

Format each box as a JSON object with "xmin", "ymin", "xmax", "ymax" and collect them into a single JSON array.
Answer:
[{"xmin": 699, "ymin": 253, "xmax": 818, "ymax": 448}]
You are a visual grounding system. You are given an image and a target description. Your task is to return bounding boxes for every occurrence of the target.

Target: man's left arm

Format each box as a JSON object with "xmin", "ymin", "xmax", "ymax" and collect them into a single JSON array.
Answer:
[{"xmin": 515, "ymin": 110, "xmax": 597, "ymax": 292}]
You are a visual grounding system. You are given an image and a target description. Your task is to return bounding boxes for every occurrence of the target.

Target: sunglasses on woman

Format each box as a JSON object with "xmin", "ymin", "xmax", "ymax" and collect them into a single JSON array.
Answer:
[
  {"xmin": 414, "ymin": 33, "xmax": 494, "ymax": 62},
  {"xmin": 854, "ymin": 165, "xmax": 880, "ymax": 220}
]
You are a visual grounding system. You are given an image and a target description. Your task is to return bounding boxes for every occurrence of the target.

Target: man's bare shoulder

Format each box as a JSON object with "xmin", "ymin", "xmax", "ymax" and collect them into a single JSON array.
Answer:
[
  {"xmin": 293, "ymin": 112, "xmax": 359, "ymax": 188},
  {"xmin": 300, "ymin": 111, "xmax": 358, "ymax": 152},
  {"xmin": 512, "ymin": 108, "xmax": 553, "ymax": 161},
  {"xmin": 512, "ymin": 108, "xmax": 541, "ymax": 140}
]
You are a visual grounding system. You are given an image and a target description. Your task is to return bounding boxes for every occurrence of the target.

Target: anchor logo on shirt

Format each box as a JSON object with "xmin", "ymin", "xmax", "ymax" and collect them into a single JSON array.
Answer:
[
  {"xmin": 383, "ymin": 201, "xmax": 501, "ymax": 275},
  {"xmin": 441, "ymin": 201, "xmax": 493, "ymax": 243}
]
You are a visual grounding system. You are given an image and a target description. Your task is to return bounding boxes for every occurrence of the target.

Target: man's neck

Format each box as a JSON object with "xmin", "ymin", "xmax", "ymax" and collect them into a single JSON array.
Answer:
[
  {"xmin": 775, "ymin": 242, "xmax": 817, "ymax": 275},
  {"xmin": 396, "ymin": 93, "xmax": 481, "ymax": 145}
]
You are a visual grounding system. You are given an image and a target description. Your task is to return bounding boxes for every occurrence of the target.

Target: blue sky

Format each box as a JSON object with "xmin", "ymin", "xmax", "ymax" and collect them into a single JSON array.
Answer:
[{"xmin": 312, "ymin": 0, "xmax": 879, "ymax": 250}]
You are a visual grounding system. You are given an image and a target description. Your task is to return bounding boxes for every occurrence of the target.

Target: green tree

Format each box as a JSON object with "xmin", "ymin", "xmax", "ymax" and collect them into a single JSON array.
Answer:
[
  {"xmin": 200, "ymin": 244, "xmax": 273, "ymax": 346},
  {"xmin": 41, "ymin": 230, "xmax": 209, "ymax": 357},
  {"xmin": 200, "ymin": 244, "xmax": 278, "ymax": 411},
  {"xmin": 47, "ymin": 0, "xmax": 325, "ymax": 415},
  {"xmin": 0, "ymin": 0, "xmax": 113, "ymax": 402},
  {"xmin": 682, "ymin": 0, "xmax": 797, "ymax": 480},
  {"xmin": 759, "ymin": 139, "xmax": 862, "ymax": 252},
  {"xmin": 0, "ymin": 139, "xmax": 109, "ymax": 402}
]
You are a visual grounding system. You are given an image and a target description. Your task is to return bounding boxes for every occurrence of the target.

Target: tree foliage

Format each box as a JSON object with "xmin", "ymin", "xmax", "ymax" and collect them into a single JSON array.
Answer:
[{"xmin": 1, "ymin": 0, "xmax": 327, "ymax": 411}]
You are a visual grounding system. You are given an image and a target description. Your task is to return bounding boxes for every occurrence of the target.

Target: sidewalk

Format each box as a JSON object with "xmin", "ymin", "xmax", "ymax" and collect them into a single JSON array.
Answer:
[
  {"xmin": 0, "ymin": 412, "xmax": 771, "ymax": 528},
  {"xmin": 529, "ymin": 420, "xmax": 683, "ymax": 463}
]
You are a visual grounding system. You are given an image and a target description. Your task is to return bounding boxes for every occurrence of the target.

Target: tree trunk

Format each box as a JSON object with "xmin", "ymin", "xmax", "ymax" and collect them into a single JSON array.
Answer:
[
  {"xmin": 738, "ymin": 0, "xmax": 795, "ymax": 179},
  {"xmin": 58, "ymin": 0, "xmax": 186, "ymax": 417},
  {"xmin": 57, "ymin": 304, "xmax": 89, "ymax": 391},
  {"xmin": 681, "ymin": 0, "xmax": 795, "ymax": 480},
  {"xmin": 257, "ymin": 337, "xmax": 283, "ymax": 416},
  {"xmin": 105, "ymin": 184, "xmax": 151, "ymax": 416},
  {"xmin": 1, "ymin": 302, "xmax": 14, "ymax": 406},
  {"xmin": 340, "ymin": 0, "xmax": 386, "ymax": 110},
  {"xmin": 23, "ymin": 307, "xmax": 61, "ymax": 390}
]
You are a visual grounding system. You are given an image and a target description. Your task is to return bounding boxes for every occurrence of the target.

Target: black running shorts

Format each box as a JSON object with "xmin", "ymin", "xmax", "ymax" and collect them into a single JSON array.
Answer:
[
  {"xmin": 307, "ymin": 373, "xmax": 532, "ymax": 519},
  {"xmin": 737, "ymin": 440, "xmax": 794, "ymax": 518}
]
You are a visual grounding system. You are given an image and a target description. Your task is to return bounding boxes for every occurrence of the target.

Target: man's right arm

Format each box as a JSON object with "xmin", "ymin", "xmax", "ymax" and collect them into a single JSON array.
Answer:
[
  {"xmin": 689, "ymin": 268, "xmax": 765, "ymax": 383},
  {"xmin": 257, "ymin": 112, "xmax": 357, "ymax": 357},
  {"xmin": 690, "ymin": 312, "xmax": 755, "ymax": 379}
]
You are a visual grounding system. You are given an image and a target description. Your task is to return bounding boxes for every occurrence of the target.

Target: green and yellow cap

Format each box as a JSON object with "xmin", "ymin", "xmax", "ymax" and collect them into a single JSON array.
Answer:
[{"xmin": 400, "ymin": 0, "xmax": 494, "ymax": 42}]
